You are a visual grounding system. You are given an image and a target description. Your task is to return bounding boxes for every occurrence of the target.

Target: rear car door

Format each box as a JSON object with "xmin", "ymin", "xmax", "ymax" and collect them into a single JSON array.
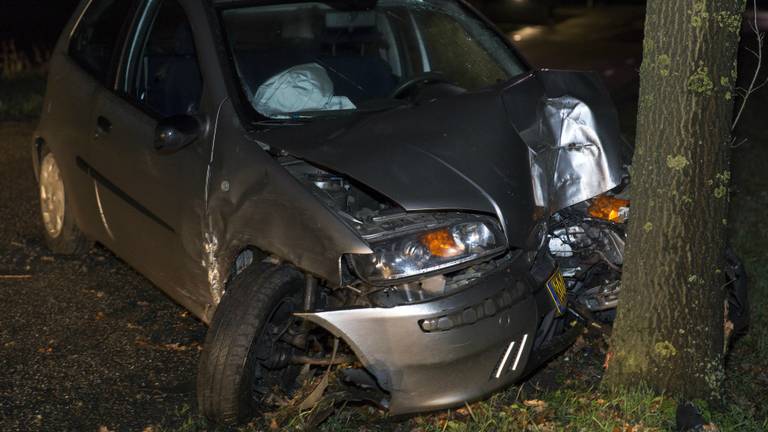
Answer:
[{"xmin": 82, "ymin": 0, "xmax": 212, "ymax": 312}]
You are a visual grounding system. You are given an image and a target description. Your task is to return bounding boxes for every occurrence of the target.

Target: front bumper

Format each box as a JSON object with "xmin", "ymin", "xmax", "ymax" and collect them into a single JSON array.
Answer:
[{"xmin": 299, "ymin": 258, "xmax": 546, "ymax": 414}]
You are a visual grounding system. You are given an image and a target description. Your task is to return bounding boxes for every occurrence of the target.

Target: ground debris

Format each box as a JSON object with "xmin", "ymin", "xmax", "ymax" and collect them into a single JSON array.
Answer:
[
  {"xmin": 134, "ymin": 336, "xmax": 201, "ymax": 352},
  {"xmin": 0, "ymin": 274, "xmax": 31, "ymax": 279},
  {"xmin": 523, "ymin": 399, "xmax": 548, "ymax": 413}
]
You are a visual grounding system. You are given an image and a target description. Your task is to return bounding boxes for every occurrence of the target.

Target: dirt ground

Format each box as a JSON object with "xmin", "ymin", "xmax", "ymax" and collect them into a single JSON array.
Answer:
[{"xmin": 0, "ymin": 123, "xmax": 206, "ymax": 431}]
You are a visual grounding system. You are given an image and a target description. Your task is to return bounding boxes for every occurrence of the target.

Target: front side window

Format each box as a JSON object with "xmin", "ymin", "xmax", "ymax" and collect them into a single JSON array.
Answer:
[
  {"xmin": 219, "ymin": 0, "xmax": 525, "ymax": 119},
  {"xmin": 69, "ymin": 0, "xmax": 138, "ymax": 83},
  {"xmin": 126, "ymin": 0, "xmax": 203, "ymax": 117}
]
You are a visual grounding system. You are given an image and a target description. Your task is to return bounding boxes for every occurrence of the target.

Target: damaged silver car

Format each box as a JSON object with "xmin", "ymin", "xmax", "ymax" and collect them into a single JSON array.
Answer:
[{"xmin": 34, "ymin": 0, "xmax": 629, "ymax": 424}]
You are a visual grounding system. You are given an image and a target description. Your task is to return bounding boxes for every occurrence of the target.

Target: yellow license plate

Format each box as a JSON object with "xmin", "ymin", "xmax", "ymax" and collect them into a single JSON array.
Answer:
[{"xmin": 546, "ymin": 269, "xmax": 567, "ymax": 315}]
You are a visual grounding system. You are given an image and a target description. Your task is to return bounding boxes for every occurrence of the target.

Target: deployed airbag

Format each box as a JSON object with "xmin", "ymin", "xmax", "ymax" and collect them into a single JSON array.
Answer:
[{"xmin": 253, "ymin": 63, "xmax": 355, "ymax": 118}]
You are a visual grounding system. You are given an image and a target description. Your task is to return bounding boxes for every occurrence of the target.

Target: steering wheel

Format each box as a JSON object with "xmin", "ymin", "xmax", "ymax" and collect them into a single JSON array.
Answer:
[{"xmin": 390, "ymin": 72, "xmax": 453, "ymax": 99}]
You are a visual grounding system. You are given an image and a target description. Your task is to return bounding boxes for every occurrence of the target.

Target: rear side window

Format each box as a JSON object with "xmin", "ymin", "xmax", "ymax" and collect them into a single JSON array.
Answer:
[{"xmin": 69, "ymin": 0, "xmax": 137, "ymax": 83}]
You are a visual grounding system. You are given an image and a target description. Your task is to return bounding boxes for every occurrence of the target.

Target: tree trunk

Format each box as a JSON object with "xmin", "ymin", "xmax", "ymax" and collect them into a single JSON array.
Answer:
[{"xmin": 604, "ymin": 0, "xmax": 745, "ymax": 399}]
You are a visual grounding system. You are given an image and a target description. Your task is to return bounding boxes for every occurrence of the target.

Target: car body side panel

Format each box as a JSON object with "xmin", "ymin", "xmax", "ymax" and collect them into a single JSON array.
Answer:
[
  {"xmin": 82, "ymin": 86, "xmax": 215, "ymax": 316},
  {"xmin": 73, "ymin": 0, "xmax": 234, "ymax": 319},
  {"xmin": 33, "ymin": 1, "xmax": 106, "ymax": 245},
  {"xmin": 201, "ymin": 101, "xmax": 372, "ymax": 310}
]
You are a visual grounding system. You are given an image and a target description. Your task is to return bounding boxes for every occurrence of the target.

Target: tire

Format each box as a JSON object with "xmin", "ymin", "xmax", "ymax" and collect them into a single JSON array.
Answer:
[
  {"xmin": 197, "ymin": 263, "xmax": 306, "ymax": 425},
  {"xmin": 38, "ymin": 146, "xmax": 90, "ymax": 255}
]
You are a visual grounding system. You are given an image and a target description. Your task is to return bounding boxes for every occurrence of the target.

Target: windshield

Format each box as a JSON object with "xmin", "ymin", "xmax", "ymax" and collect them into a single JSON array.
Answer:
[{"xmin": 220, "ymin": 0, "xmax": 526, "ymax": 119}]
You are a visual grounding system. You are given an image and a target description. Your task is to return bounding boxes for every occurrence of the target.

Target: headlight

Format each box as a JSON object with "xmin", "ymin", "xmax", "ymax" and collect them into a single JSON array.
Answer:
[{"xmin": 349, "ymin": 216, "xmax": 506, "ymax": 283}]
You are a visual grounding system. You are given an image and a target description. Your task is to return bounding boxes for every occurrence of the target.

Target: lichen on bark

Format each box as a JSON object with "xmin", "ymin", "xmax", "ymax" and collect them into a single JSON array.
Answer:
[
  {"xmin": 654, "ymin": 341, "xmax": 678, "ymax": 358},
  {"xmin": 666, "ymin": 155, "xmax": 690, "ymax": 170},
  {"xmin": 687, "ymin": 65, "xmax": 714, "ymax": 95}
]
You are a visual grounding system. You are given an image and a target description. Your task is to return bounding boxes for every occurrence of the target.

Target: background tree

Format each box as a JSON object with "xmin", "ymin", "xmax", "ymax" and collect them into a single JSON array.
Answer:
[{"xmin": 605, "ymin": 0, "xmax": 746, "ymax": 399}]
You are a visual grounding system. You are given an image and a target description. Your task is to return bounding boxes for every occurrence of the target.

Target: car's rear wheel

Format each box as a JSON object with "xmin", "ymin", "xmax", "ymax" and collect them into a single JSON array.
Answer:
[
  {"xmin": 197, "ymin": 262, "xmax": 308, "ymax": 425},
  {"xmin": 38, "ymin": 147, "xmax": 90, "ymax": 255}
]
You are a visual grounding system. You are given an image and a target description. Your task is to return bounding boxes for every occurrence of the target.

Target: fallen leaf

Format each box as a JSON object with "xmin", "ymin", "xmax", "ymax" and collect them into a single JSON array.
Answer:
[
  {"xmin": 135, "ymin": 337, "xmax": 151, "ymax": 348},
  {"xmin": 523, "ymin": 399, "xmax": 548, "ymax": 413},
  {"xmin": 604, "ymin": 351, "xmax": 614, "ymax": 369},
  {"xmin": 163, "ymin": 343, "xmax": 190, "ymax": 352}
]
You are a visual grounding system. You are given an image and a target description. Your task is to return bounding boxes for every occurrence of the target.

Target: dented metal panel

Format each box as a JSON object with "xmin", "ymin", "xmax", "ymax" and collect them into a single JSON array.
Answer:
[
  {"xmin": 506, "ymin": 70, "xmax": 624, "ymax": 213},
  {"xmin": 201, "ymin": 101, "xmax": 373, "ymax": 294},
  {"xmin": 261, "ymin": 70, "xmax": 625, "ymax": 248}
]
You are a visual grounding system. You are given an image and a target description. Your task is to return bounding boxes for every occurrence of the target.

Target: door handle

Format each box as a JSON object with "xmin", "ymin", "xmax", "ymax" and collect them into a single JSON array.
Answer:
[{"xmin": 96, "ymin": 116, "xmax": 112, "ymax": 136}]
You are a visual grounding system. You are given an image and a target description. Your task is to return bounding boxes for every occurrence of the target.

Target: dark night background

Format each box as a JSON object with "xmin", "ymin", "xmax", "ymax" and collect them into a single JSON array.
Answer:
[
  {"xmin": 0, "ymin": 0, "xmax": 81, "ymax": 52},
  {"xmin": 0, "ymin": 0, "xmax": 646, "ymax": 53},
  {"xmin": 1, "ymin": 0, "xmax": 767, "ymax": 431}
]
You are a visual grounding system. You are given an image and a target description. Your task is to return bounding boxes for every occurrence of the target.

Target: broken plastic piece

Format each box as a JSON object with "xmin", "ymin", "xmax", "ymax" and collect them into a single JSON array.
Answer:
[{"xmin": 588, "ymin": 194, "xmax": 630, "ymax": 223}]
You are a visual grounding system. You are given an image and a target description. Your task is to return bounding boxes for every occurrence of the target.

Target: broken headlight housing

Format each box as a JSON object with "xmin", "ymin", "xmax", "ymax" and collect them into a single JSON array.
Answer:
[{"xmin": 349, "ymin": 216, "xmax": 507, "ymax": 284}]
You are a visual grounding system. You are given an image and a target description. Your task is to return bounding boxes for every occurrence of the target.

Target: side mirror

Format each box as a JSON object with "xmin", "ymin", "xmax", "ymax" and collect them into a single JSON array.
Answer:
[{"xmin": 154, "ymin": 115, "xmax": 205, "ymax": 154}]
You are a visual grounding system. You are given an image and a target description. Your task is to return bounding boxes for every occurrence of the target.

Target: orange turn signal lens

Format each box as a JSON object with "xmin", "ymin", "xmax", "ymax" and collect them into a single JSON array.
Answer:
[
  {"xmin": 420, "ymin": 229, "xmax": 465, "ymax": 258},
  {"xmin": 588, "ymin": 195, "xmax": 630, "ymax": 223}
]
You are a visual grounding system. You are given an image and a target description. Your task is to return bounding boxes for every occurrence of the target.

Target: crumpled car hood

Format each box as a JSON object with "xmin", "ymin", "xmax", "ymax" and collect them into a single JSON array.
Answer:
[{"xmin": 257, "ymin": 70, "xmax": 625, "ymax": 248}]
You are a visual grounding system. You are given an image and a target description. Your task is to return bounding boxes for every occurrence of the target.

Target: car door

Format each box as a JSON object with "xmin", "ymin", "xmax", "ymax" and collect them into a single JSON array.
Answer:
[{"xmin": 83, "ymin": 0, "xmax": 212, "ymax": 313}]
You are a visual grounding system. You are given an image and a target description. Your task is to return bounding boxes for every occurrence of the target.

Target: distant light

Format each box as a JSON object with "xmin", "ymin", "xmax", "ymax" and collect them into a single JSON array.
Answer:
[{"xmin": 509, "ymin": 25, "xmax": 544, "ymax": 43}]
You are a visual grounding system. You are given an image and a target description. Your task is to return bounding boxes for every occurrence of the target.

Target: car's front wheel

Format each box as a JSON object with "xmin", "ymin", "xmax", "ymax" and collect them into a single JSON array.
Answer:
[
  {"xmin": 197, "ymin": 262, "xmax": 308, "ymax": 424},
  {"xmin": 38, "ymin": 147, "xmax": 90, "ymax": 255}
]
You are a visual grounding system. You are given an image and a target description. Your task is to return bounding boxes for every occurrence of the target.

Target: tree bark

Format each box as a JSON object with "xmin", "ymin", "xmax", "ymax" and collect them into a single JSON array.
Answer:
[{"xmin": 604, "ymin": 0, "xmax": 745, "ymax": 400}]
